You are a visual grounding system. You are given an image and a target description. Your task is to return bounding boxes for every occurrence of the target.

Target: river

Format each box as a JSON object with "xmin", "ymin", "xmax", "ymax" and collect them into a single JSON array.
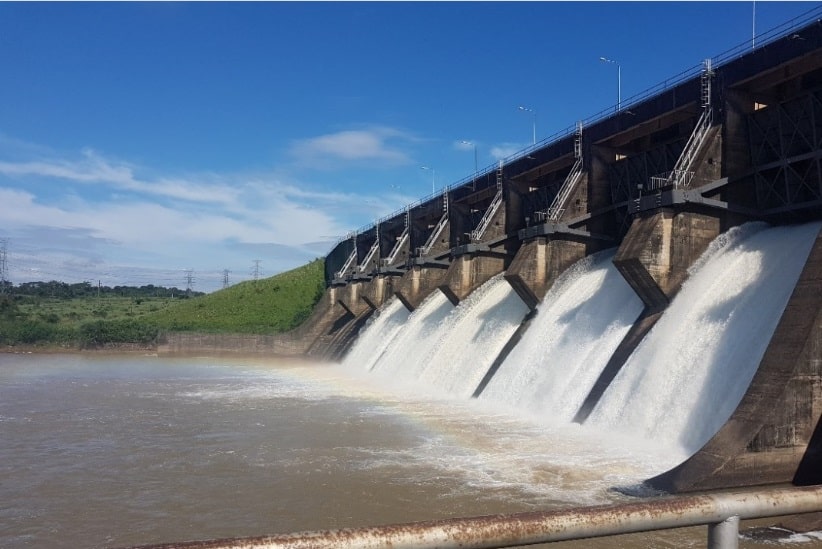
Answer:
[{"xmin": 0, "ymin": 353, "xmax": 819, "ymax": 548}]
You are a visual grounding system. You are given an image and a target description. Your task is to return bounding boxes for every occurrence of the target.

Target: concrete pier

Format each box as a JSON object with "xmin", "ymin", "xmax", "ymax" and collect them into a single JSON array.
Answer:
[
  {"xmin": 337, "ymin": 280, "xmax": 371, "ymax": 317},
  {"xmin": 505, "ymin": 237, "xmax": 590, "ymax": 311},
  {"xmin": 439, "ymin": 251, "xmax": 508, "ymax": 305},
  {"xmin": 650, "ymin": 224, "xmax": 822, "ymax": 492},
  {"xmin": 439, "ymin": 182, "xmax": 521, "ymax": 305},
  {"xmin": 394, "ymin": 264, "xmax": 448, "ymax": 311},
  {"xmin": 360, "ymin": 275, "xmax": 397, "ymax": 311},
  {"xmin": 613, "ymin": 209, "xmax": 722, "ymax": 312}
]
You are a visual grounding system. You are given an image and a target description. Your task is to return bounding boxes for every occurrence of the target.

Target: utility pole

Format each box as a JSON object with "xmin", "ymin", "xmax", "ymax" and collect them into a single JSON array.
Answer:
[
  {"xmin": 222, "ymin": 269, "xmax": 231, "ymax": 289},
  {"xmin": 0, "ymin": 238, "xmax": 7, "ymax": 294},
  {"xmin": 251, "ymin": 260, "xmax": 262, "ymax": 281},
  {"xmin": 184, "ymin": 269, "xmax": 195, "ymax": 295}
]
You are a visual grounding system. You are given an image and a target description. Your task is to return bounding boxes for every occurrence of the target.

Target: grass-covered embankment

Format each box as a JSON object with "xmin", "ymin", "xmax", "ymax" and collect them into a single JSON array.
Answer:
[{"xmin": 0, "ymin": 259, "xmax": 326, "ymax": 349}]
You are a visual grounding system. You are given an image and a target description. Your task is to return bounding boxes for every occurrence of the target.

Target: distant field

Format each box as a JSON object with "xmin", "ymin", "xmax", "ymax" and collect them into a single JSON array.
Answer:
[
  {"xmin": 16, "ymin": 295, "xmax": 180, "ymax": 325},
  {"xmin": 0, "ymin": 259, "xmax": 326, "ymax": 348}
]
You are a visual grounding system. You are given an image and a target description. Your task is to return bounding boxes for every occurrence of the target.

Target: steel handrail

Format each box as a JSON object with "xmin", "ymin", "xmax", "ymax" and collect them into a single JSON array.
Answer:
[
  {"xmin": 470, "ymin": 189, "xmax": 503, "ymax": 241},
  {"xmin": 123, "ymin": 485, "xmax": 822, "ymax": 549},
  {"xmin": 333, "ymin": 247, "xmax": 358, "ymax": 279},
  {"xmin": 546, "ymin": 157, "xmax": 583, "ymax": 221},
  {"xmin": 418, "ymin": 211, "xmax": 449, "ymax": 256},
  {"xmin": 326, "ymin": 5, "xmax": 822, "ymax": 252},
  {"xmin": 383, "ymin": 228, "xmax": 409, "ymax": 266},
  {"xmin": 358, "ymin": 239, "xmax": 380, "ymax": 272}
]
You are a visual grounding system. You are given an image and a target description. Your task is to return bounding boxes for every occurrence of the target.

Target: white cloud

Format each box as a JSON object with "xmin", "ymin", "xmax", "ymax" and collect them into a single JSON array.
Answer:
[
  {"xmin": 490, "ymin": 142, "xmax": 527, "ymax": 161},
  {"xmin": 0, "ymin": 142, "xmax": 414, "ymax": 290},
  {"xmin": 0, "ymin": 149, "xmax": 241, "ymax": 205},
  {"xmin": 289, "ymin": 126, "xmax": 416, "ymax": 167}
]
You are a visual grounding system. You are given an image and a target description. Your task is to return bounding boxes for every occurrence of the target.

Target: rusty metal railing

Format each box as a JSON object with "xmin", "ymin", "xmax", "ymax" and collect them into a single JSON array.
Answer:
[{"xmin": 123, "ymin": 485, "xmax": 822, "ymax": 549}]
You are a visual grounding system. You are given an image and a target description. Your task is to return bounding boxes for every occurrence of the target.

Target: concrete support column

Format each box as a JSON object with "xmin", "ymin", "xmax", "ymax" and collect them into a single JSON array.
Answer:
[
  {"xmin": 361, "ymin": 275, "xmax": 396, "ymax": 310},
  {"xmin": 613, "ymin": 209, "xmax": 721, "ymax": 312},
  {"xmin": 394, "ymin": 265, "xmax": 448, "ymax": 311},
  {"xmin": 504, "ymin": 237, "xmax": 588, "ymax": 311},
  {"xmin": 438, "ymin": 253, "xmax": 506, "ymax": 306},
  {"xmin": 337, "ymin": 281, "xmax": 371, "ymax": 316}
]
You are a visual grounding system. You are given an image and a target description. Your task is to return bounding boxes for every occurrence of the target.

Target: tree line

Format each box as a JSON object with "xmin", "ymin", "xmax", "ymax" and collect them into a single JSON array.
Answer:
[{"xmin": 1, "ymin": 280, "xmax": 204, "ymax": 299}]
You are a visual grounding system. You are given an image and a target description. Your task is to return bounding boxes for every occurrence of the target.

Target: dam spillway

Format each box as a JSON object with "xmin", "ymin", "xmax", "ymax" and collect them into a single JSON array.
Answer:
[
  {"xmin": 283, "ymin": 11, "xmax": 822, "ymax": 495},
  {"xmin": 476, "ymin": 249, "xmax": 643, "ymax": 423},
  {"xmin": 587, "ymin": 222, "xmax": 821, "ymax": 465},
  {"xmin": 338, "ymin": 221, "xmax": 822, "ymax": 491}
]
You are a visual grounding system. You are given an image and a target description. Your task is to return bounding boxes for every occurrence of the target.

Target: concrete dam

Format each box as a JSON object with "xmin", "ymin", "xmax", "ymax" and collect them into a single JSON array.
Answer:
[{"xmin": 302, "ymin": 15, "xmax": 822, "ymax": 495}]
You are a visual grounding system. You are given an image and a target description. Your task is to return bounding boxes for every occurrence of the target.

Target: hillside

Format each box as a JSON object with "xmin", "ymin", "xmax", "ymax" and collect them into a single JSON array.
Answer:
[
  {"xmin": 0, "ymin": 259, "xmax": 327, "ymax": 348},
  {"xmin": 144, "ymin": 258, "xmax": 326, "ymax": 333}
]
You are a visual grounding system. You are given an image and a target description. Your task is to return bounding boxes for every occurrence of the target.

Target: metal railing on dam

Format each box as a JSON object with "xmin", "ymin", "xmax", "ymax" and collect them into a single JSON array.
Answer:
[
  {"xmin": 325, "ymin": 3, "xmax": 822, "ymax": 254},
  {"xmin": 126, "ymin": 485, "xmax": 822, "ymax": 549}
]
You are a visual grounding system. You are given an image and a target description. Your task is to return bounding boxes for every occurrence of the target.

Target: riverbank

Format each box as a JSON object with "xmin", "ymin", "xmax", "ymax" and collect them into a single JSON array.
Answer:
[
  {"xmin": 2, "ymin": 342, "xmax": 157, "ymax": 355},
  {"xmin": 1, "ymin": 336, "xmax": 325, "ymax": 363}
]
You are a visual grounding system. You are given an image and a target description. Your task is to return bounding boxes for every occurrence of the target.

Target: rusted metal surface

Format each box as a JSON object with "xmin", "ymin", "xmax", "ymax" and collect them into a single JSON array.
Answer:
[{"xmin": 120, "ymin": 485, "xmax": 822, "ymax": 549}]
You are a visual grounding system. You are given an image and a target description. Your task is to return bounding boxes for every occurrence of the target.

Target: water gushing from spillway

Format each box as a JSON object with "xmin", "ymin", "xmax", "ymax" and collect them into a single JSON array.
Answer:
[
  {"xmin": 477, "ymin": 249, "xmax": 644, "ymax": 422},
  {"xmin": 342, "ymin": 297, "xmax": 410, "ymax": 371},
  {"xmin": 586, "ymin": 221, "xmax": 821, "ymax": 463},
  {"xmin": 362, "ymin": 275, "xmax": 530, "ymax": 398},
  {"xmin": 415, "ymin": 276, "xmax": 531, "ymax": 398},
  {"xmin": 366, "ymin": 290, "xmax": 454, "ymax": 379},
  {"xmin": 342, "ymin": 221, "xmax": 820, "ymax": 473}
]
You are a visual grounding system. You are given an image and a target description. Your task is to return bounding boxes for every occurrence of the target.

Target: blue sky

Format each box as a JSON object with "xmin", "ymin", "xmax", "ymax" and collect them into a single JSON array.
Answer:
[{"xmin": 0, "ymin": 1, "xmax": 817, "ymax": 292}]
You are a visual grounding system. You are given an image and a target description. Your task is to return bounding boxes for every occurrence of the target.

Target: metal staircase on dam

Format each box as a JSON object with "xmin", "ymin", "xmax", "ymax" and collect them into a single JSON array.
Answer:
[
  {"xmin": 649, "ymin": 59, "xmax": 715, "ymax": 192},
  {"xmin": 334, "ymin": 245, "xmax": 358, "ymax": 280},
  {"xmin": 470, "ymin": 161, "xmax": 504, "ymax": 241},
  {"xmin": 538, "ymin": 122, "xmax": 584, "ymax": 223},
  {"xmin": 359, "ymin": 232, "xmax": 380, "ymax": 273},
  {"xmin": 382, "ymin": 208, "xmax": 410, "ymax": 267},
  {"xmin": 417, "ymin": 193, "xmax": 449, "ymax": 257}
]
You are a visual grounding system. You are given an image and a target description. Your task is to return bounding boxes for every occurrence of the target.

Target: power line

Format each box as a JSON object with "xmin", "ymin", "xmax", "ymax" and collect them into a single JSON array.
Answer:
[
  {"xmin": 184, "ymin": 269, "xmax": 195, "ymax": 295},
  {"xmin": 0, "ymin": 238, "xmax": 7, "ymax": 294}
]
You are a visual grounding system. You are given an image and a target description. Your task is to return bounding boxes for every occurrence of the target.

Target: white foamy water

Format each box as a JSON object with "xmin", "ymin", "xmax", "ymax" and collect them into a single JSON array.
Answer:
[
  {"xmin": 478, "ymin": 249, "xmax": 643, "ymax": 422},
  {"xmin": 362, "ymin": 276, "xmax": 529, "ymax": 398},
  {"xmin": 414, "ymin": 275, "xmax": 530, "ymax": 398},
  {"xmin": 587, "ymin": 222, "xmax": 821, "ymax": 463},
  {"xmin": 342, "ymin": 297, "xmax": 410, "ymax": 371},
  {"xmin": 369, "ymin": 290, "xmax": 454, "ymax": 379}
]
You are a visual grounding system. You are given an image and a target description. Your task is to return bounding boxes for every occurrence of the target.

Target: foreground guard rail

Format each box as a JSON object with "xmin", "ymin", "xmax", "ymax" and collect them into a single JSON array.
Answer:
[{"xmin": 125, "ymin": 485, "xmax": 822, "ymax": 549}]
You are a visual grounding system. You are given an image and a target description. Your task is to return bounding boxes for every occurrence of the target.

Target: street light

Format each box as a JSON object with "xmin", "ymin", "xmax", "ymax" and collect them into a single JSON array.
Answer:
[
  {"xmin": 420, "ymin": 166, "xmax": 435, "ymax": 194},
  {"xmin": 518, "ymin": 106, "xmax": 536, "ymax": 145},
  {"xmin": 460, "ymin": 140, "xmax": 478, "ymax": 176},
  {"xmin": 599, "ymin": 56, "xmax": 621, "ymax": 112}
]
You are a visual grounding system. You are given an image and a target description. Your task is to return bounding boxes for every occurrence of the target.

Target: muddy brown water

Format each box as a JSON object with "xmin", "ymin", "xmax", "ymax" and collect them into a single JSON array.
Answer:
[{"xmin": 0, "ymin": 353, "xmax": 818, "ymax": 548}]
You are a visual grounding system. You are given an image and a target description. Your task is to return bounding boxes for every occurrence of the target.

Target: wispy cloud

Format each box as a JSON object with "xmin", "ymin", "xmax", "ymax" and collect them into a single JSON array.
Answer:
[
  {"xmin": 490, "ymin": 142, "xmax": 527, "ymax": 160},
  {"xmin": 289, "ymin": 125, "xmax": 417, "ymax": 168},
  {"xmin": 0, "ymin": 148, "xmax": 240, "ymax": 205},
  {"xmin": 0, "ymin": 140, "xmax": 411, "ymax": 290}
]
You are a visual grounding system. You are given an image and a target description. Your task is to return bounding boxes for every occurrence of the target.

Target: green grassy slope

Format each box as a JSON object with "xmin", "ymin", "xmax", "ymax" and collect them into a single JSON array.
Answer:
[
  {"xmin": 144, "ymin": 258, "xmax": 326, "ymax": 333},
  {"xmin": 0, "ymin": 259, "xmax": 327, "ymax": 347}
]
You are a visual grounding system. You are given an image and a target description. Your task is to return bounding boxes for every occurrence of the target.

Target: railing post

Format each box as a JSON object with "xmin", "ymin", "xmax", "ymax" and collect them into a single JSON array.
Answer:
[{"xmin": 707, "ymin": 515, "xmax": 740, "ymax": 549}]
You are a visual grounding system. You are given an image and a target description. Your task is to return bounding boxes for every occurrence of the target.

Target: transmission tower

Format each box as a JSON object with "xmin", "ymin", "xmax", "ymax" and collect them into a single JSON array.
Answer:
[
  {"xmin": 251, "ymin": 260, "xmax": 262, "ymax": 281},
  {"xmin": 0, "ymin": 238, "xmax": 8, "ymax": 294},
  {"xmin": 222, "ymin": 269, "xmax": 231, "ymax": 289},
  {"xmin": 184, "ymin": 269, "xmax": 195, "ymax": 295}
]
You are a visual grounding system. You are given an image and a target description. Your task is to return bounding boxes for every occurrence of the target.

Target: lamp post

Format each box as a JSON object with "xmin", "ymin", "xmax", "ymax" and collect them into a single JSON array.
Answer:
[
  {"xmin": 518, "ymin": 106, "xmax": 536, "ymax": 145},
  {"xmin": 460, "ymin": 140, "xmax": 478, "ymax": 176},
  {"xmin": 599, "ymin": 56, "xmax": 621, "ymax": 112},
  {"xmin": 420, "ymin": 166, "xmax": 435, "ymax": 194}
]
